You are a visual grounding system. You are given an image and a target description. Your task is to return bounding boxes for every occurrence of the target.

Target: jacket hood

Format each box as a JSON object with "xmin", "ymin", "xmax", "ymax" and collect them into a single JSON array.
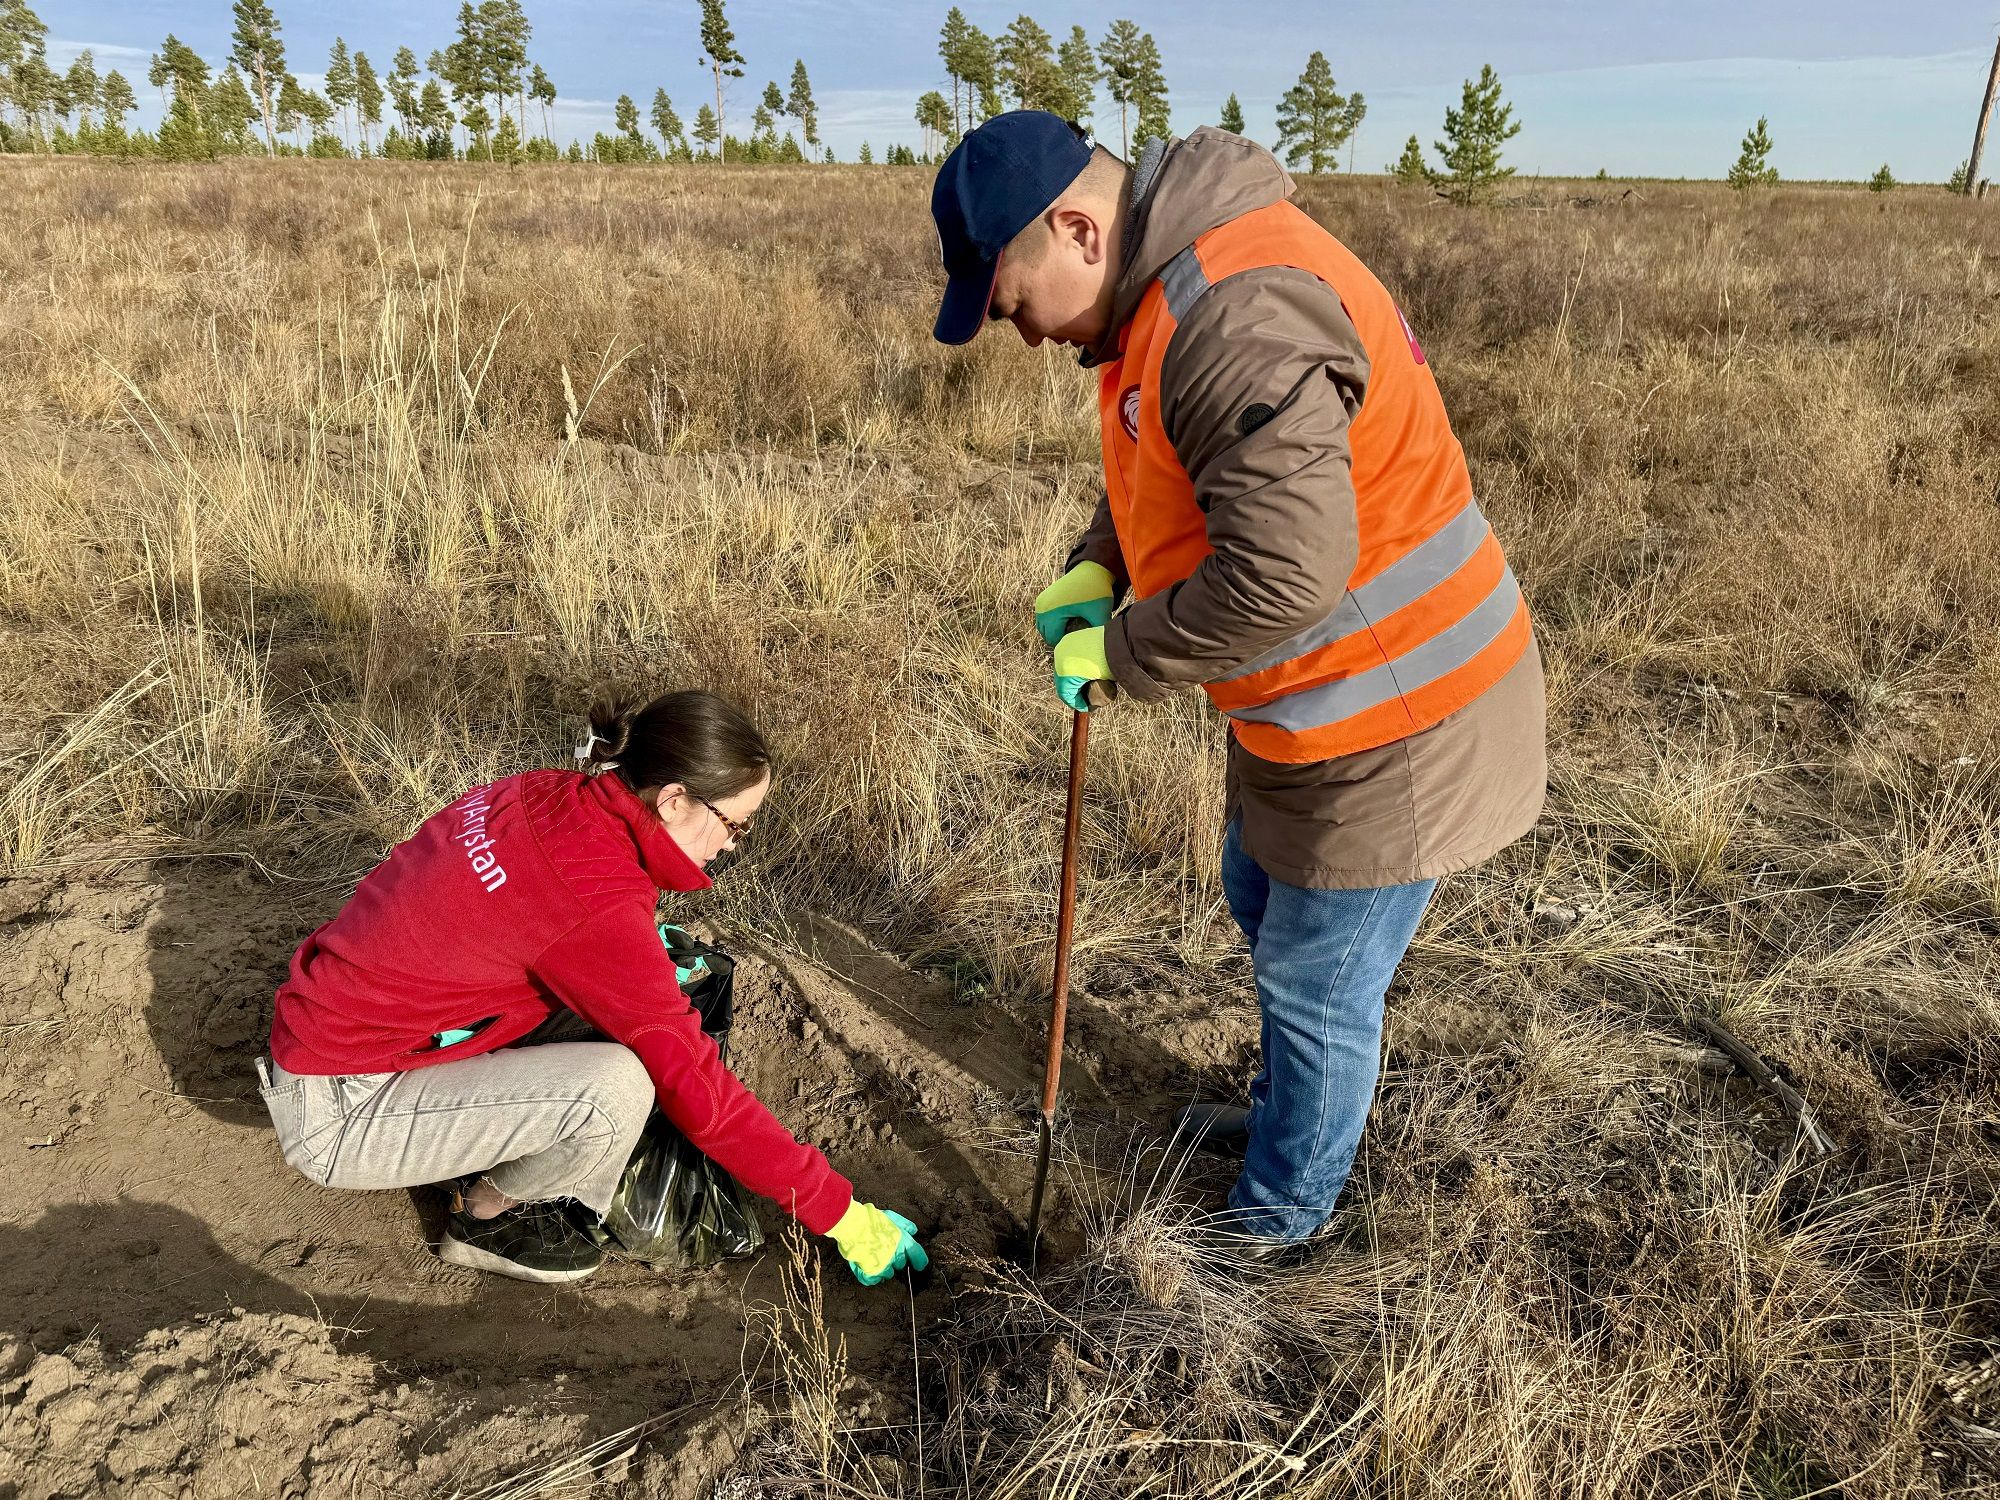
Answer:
[
  {"xmin": 1082, "ymin": 127, "xmax": 1296, "ymax": 369},
  {"xmin": 585, "ymin": 771, "xmax": 714, "ymax": 894}
]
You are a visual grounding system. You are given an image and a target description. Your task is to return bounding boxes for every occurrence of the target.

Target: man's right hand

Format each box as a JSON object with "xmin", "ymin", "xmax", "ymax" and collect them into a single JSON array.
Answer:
[{"xmin": 1033, "ymin": 561, "xmax": 1115, "ymax": 647}]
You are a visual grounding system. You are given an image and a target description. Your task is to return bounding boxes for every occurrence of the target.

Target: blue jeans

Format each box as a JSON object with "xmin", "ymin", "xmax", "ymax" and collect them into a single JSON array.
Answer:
[{"xmin": 1220, "ymin": 820, "xmax": 1437, "ymax": 1241}]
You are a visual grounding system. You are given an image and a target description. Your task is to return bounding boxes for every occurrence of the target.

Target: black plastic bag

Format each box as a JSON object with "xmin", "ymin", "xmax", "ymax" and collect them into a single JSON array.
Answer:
[{"xmin": 586, "ymin": 925, "xmax": 766, "ymax": 1269}]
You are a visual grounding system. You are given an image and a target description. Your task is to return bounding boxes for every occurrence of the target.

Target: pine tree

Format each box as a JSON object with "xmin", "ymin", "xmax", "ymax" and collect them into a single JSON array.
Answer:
[
  {"xmin": 530, "ymin": 63, "xmax": 555, "ymax": 140},
  {"xmin": 2, "ymin": 1, "xmax": 48, "ymax": 145},
  {"xmin": 208, "ymin": 64, "xmax": 258, "ymax": 153},
  {"xmin": 387, "ymin": 48, "xmax": 420, "ymax": 134},
  {"xmin": 1727, "ymin": 116, "xmax": 1777, "ymax": 189},
  {"xmin": 62, "ymin": 48, "xmax": 97, "ymax": 128},
  {"xmin": 961, "ymin": 24, "xmax": 999, "ymax": 124},
  {"xmin": 858, "ymin": 139, "xmax": 872, "ymax": 164},
  {"xmin": 353, "ymin": 52, "xmax": 381, "ymax": 152},
  {"xmin": 786, "ymin": 59, "xmax": 817, "ymax": 148},
  {"xmin": 1947, "ymin": 159, "xmax": 1970, "ymax": 194},
  {"xmin": 614, "ymin": 92, "xmax": 641, "ymax": 139},
  {"xmin": 997, "ymin": 16, "xmax": 1059, "ymax": 112},
  {"xmin": 1099, "ymin": 20, "xmax": 1165, "ymax": 155},
  {"xmin": 1391, "ymin": 133, "xmax": 1428, "ymax": 185},
  {"xmin": 418, "ymin": 77, "xmax": 454, "ymax": 153},
  {"xmin": 99, "ymin": 68, "xmax": 135, "ymax": 132},
  {"xmin": 299, "ymin": 86, "xmax": 336, "ymax": 154},
  {"xmin": 939, "ymin": 7, "xmax": 970, "ymax": 135},
  {"xmin": 1274, "ymin": 51, "xmax": 1363, "ymax": 174},
  {"xmin": 1868, "ymin": 163, "xmax": 1895, "ymax": 193},
  {"xmin": 1056, "ymin": 24, "xmax": 1096, "ymax": 124},
  {"xmin": 443, "ymin": 4, "xmax": 495, "ymax": 156},
  {"xmin": 1432, "ymin": 63, "xmax": 1520, "ymax": 205},
  {"xmin": 229, "ymin": 0, "xmax": 285, "ymax": 154},
  {"xmin": 152, "ymin": 34, "xmax": 215, "ymax": 159},
  {"xmin": 481, "ymin": 0, "xmax": 530, "ymax": 138},
  {"xmin": 12, "ymin": 54, "xmax": 59, "ymax": 149},
  {"xmin": 692, "ymin": 100, "xmax": 718, "ymax": 157},
  {"xmin": 324, "ymin": 38, "xmax": 355, "ymax": 150},
  {"xmin": 752, "ymin": 84, "xmax": 776, "ymax": 147},
  {"xmin": 1218, "ymin": 92, "xmax": 1243, "ymax": 135},
  {"xmin": 916, "ymin": 88, "xmax": 950, "ymax": 158},
  {"xmin": 1132, "ymin": 32, "xmax": 1168, "ymax": 145},
  {"xmin": 697, "ymin": 0, "xmax": 744, "ymax": 162},
  {"xmin": 651, "ymin": 87, "xmax": 683, "ymax": 153}
]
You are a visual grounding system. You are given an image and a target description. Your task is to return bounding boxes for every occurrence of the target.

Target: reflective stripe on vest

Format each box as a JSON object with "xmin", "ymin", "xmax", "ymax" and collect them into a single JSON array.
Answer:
[
  {"xmin": 1214, "ymin": 496, "xmax": 1496, "ymax": 685},
  {"xmin": 1098, "ymin": 198, "xmax": 1530, "ymax": 765},
  {"xmin": 1225, "ymin": 562, "xmax": 1523, "ymax": 730}
]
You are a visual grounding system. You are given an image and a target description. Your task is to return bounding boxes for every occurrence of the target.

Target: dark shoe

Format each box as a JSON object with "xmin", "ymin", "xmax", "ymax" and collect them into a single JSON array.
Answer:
[
  {"xmin": 1185, "ymin": 1222, "xmax": 1313, "ymax": 1272},
  {"xmin": 440, "ymin": 1203, "xmax": 605, "ymax": 1284},
  {"xmin": 1172, "ymin": 1101, "xmax": 1251, "ymax": 1156}
]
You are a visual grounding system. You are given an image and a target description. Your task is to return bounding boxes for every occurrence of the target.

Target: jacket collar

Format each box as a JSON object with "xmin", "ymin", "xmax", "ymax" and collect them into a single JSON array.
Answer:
[
  {"xmin": 585, "ymin": 772, "xmax": 714, "ymax": 894},
  {"xmin": 1080, "ymin": 127, "xmax": 1297, "ymax": 371}
]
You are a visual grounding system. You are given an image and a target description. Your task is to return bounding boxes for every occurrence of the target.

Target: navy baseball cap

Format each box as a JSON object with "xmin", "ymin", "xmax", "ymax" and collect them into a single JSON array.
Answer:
[{"xmin": 930, "ymin": 111, "xmax": 1095, "ymax": 345}]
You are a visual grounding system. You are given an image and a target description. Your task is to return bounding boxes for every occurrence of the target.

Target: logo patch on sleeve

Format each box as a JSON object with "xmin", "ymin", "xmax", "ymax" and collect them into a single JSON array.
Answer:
[
  {"xmin": 1118, "ymin": 385, "xmax": 1142, "ymax": 440},
  {"xmin": 1239, "ymin": 402, "xmax": 1277, "ymax": 437}
]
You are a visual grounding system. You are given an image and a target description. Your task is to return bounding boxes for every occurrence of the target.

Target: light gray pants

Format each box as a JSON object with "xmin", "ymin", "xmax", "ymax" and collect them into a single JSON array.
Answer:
[{"xmin": 256, "ymin": 1013, "xmax": 654, "ymax": 1216}]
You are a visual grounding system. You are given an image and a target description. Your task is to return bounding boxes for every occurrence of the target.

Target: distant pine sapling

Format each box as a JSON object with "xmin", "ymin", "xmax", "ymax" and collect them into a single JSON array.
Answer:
[
  {"xmin": 1947, "ymin": 158, "xmax": 1970, "ymax": 194},
  {"xmin": 1432, "ymin": 63, "xmax": 1519, "ymax": 204},
  {"xmin": 691, "ymin": 101, "xmax": 718, "ymax": 158},
  {"xmin": 1218, "ymin": 92, "xmax": 1244, "ymax": 135},
  {"xmin": 1727, "ymin": 116, "xmax": 1778, "ymax": 189},
  {"xmin": 1390, "ymin": 133, "xmax": 1428, "ymax": 185},
  {"xmin": 1868, "ymin": 163, "xmax": 1895, "ymax": 193}
]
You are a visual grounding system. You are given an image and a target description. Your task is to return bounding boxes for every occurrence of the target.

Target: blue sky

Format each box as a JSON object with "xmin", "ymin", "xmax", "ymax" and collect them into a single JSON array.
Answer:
[{"xmin": 37, "ymin": 1, "xmax": 2000, "ymax": 179}]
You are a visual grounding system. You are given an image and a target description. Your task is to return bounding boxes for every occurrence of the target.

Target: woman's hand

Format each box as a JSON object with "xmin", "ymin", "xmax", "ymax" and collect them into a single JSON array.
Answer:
[{"xmin": 827, "ymin": 1200, "xmax": 928, "ymax": 1285}]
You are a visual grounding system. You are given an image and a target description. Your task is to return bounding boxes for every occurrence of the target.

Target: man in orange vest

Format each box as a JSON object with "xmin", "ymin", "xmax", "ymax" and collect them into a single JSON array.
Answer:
[{"xmin": 931, "ymin": 112, "xmax": 1546, "ymax": 1263}]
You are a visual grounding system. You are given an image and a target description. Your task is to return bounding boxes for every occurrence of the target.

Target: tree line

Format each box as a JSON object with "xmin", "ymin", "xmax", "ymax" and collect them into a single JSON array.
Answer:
[
  {"xmin": 0, "ymin": 0, "xmax": 864, "ymax": 163},
  {"xmin": 4, "ymin": 0, "xmax": 1975, "ymax": 188}
]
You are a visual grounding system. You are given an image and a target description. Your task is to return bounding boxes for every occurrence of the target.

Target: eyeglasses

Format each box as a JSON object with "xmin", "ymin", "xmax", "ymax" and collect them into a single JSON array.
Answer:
[{"xmin": 696, "ymin": 796, "xmax": 752, "ymax": 842}]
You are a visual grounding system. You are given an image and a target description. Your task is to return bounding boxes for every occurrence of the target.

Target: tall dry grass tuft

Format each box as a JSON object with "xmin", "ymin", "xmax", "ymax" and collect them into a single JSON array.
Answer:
[{"xmin": 3, "ymin": 156, "xmax": 1998, "ymax": 1492}]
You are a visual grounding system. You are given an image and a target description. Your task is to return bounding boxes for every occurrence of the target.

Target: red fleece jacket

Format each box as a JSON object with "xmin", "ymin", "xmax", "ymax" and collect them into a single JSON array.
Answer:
[{"xmin": 270, "ymin": 768, "xmax": 853, "ymax": 1234}]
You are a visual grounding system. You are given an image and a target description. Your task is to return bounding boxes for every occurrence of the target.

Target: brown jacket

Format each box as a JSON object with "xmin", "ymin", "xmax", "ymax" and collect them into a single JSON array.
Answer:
[{"xmin": 1071, "ymin": 128, "xmax": 1547, "ymax": 889}]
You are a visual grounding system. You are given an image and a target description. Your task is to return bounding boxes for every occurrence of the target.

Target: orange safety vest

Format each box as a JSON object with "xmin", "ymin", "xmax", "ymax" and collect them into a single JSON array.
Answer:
[{"xmin": 1099, "ymin": 200, "xmax": 1531, "ymax": 765}]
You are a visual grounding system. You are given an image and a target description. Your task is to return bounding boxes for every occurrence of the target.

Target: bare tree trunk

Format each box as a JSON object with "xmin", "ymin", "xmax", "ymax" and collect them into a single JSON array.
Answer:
[
  {"xmin": 715, "ymin": 66, "xmax": 725, "ymax": 162},
  {"xmin": 1968, "ymin": 32, "xmax": 2000, "ymax": 195},
  {"xmin": 257, "ymin": 65, "xmax": 276, "ymax": 155}
]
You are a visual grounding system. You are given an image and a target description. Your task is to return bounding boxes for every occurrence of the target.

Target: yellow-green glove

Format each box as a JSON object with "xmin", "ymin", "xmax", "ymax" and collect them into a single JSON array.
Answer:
[
  {"xmin": 827, "ymin": 1200, "xmax": 928, "ymax": 1286},
  {"xmin": 1033, "ymin": 561, "xmax": 1115, "ymax": 647},
  {"xmin": 1052, "ymin": 625, "xmax": 1113, "ymax": 712}
]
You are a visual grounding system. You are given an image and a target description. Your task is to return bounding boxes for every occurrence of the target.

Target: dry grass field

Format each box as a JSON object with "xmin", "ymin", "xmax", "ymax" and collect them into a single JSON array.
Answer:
[{"xmin": 1, "ymin": 156, "xmax": 1998, "ymax": 1497}]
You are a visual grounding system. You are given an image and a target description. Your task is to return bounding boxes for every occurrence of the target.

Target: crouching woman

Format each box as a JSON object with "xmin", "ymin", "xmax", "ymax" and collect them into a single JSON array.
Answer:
[{"xmin": 257, "ymin": 688, "xmax": 924, "ymax": 1287}]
